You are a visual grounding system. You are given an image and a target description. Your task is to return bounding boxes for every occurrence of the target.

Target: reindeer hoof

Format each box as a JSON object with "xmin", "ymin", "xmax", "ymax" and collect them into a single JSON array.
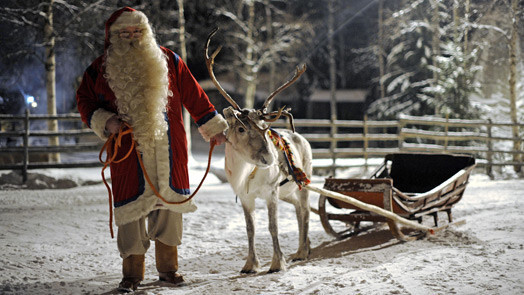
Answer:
[
  {"xmin": 291, "ymin": 252, "xmax": 309, "ymax": 262},
  {"xmin": 291, "ymin": 256, "xmax": 306, "ymax": 262},
  {"xmin": 268, "ymin": 259, "xmax": 286, "ymax": 273},
  {"xmin": 240, "ymin": 269, "xmax": 257, "ymax": 274}
]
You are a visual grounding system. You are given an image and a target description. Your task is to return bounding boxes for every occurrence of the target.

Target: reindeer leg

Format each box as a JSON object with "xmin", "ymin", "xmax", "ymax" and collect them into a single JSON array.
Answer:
[
  {"xmin": 240, "ymin": 199, "xmax": 260, "ymax": 273},
  {"xmin": 267, "ymin": 198, "xmax": 286, "ymax": 273},
  {"xmin": 291, "ymin": 189, "xmax": 310, "ymax": 261}
]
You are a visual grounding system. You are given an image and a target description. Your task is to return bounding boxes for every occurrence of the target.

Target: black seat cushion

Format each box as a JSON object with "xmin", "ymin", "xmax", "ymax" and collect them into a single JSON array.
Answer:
[{"xmin": 388, "ymin": 153, "xmax": 475, "ymax": 193}]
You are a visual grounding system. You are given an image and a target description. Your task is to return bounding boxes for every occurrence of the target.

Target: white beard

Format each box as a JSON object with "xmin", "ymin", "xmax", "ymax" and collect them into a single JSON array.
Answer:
[{"xmin": 104, "ymin": 33, "xmax": 170, "ymax": 153}]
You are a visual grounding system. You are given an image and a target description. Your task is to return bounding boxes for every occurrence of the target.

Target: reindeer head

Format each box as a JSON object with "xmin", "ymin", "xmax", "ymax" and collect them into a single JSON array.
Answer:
[{"xmin": 205, "ymin": 28, "xmax": 306, "ymax": 167}]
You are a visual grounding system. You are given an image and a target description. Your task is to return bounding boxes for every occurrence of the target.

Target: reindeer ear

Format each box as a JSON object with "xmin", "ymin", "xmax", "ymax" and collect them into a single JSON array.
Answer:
[
  {"xmin": 223, "ymin": 107, "xmax": 235, "ymax": 119},
  {"xmin": 247, "ymin": 110, "xmax": 260, "ymax": 121}
]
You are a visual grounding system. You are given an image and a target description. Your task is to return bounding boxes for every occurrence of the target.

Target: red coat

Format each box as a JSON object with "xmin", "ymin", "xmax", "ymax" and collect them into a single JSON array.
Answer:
[{"xmin": 76, "ymin": 48, "xmax": 226, "ymax": 225}]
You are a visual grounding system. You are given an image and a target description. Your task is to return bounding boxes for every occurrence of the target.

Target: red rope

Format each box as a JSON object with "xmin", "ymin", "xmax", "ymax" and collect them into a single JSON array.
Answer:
[{"xmin": 99, "ymin": 123, "xmax": 216, "ymax": 238}]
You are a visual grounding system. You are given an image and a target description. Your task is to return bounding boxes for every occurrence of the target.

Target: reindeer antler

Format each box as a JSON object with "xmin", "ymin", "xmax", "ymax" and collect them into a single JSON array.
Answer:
[
  {"xmin": 260, "ymin": 65, "xmax": 306, "ymax": 133},
  {"xmin": 205, "ymin": 28, "xmax": 241, "ymax": 110},
  {"xmin": 261, "ymin": 106, "xmax": 296, "ymax": 133},
  {"xmin": 205, "ymin": 28, "xmax": 303, "ymax": 134},
  {"xmin": 262, "ymin": 106, "xmax": 287, "ymax": 123},
  {"xmin": 262, "ymin": 65, "xmax": 307, "ymax": 112}
]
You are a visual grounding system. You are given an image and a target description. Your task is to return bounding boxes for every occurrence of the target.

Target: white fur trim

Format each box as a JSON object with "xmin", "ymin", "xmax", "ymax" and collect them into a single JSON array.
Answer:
[
  {"xmin": 198, "ymin": 114, "xmax": 228, "ymax": 142},
  {"xmin": 113, "ymin": 132, "xmax": 197, "ymax": 227},
  {"xmin": 113, "ymin": 194, "xmax": 157, "ymax": 226},
  {"xmin": 113, "ymin": 140, "xmax": 157, "ymax": 226},
  {"xmin": 90, "ymin": 108, "xmax": 116, "ymax": 140},
  {"xmin": 110, "ymin": 11, "xmax": 149, "ymax": 31},
  {"xmin": 113, "ymin": 183, "xmax": 196, "ymax": 227},
  {"xmin": 155, "ymin": 132, "xmax": 198, "ymax": 213}
]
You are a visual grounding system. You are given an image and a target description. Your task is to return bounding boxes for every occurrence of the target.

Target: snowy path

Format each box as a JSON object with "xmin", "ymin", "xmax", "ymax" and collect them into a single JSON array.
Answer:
[{"xmin": 1, "ymin": 168, "xmax": 523, "ymax": 294}]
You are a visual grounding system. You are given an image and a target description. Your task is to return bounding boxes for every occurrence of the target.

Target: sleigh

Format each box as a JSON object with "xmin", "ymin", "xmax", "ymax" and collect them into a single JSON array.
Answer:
[{"xmin": 317, "ymin": 153, "xmax": 476, "ymax": 241}]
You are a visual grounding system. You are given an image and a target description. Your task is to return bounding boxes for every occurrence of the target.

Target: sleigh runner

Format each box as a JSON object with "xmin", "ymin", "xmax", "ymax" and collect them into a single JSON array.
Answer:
[{"xmin": 317, "ymin": 153, "xmax": 476, "ymax": 241}]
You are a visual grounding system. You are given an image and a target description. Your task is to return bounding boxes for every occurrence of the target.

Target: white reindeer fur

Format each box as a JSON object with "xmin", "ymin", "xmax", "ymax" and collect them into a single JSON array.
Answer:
[{"xmin": 223, "ymin": 107, "xmax": 312, "ymax": 273}]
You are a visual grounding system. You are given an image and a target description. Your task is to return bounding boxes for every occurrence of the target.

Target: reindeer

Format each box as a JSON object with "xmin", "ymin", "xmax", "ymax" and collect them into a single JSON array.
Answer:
[{"xmin": 205, "ymin": 29, "xmax": 313, "ymax": 273}]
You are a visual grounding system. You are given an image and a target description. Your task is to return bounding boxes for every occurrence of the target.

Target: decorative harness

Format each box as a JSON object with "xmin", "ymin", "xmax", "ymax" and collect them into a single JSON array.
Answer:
[{"xmin": 267, "ymin": 128, "xmax": 310, "ymax": 189}]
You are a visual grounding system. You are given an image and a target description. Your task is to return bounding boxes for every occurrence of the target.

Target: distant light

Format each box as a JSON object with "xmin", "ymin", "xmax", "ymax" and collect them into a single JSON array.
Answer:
[
  {"xmin": 26, "ymin": 95, "xmax": 35, "ymax": 104},
  {"xmin": 31, "ymin": 102, "xmax": 38, "ymax": 108}
]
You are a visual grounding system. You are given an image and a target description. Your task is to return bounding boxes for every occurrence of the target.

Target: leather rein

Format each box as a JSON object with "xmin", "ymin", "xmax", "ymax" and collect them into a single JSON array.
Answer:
[{"xmin": 99, "ymin": 122, "xmax": 216, "ymax": 238}]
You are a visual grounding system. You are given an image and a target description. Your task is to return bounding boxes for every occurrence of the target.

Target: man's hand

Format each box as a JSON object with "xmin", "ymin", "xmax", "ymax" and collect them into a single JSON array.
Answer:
[
  {"xmin": 210, "ymin": 132, "xmax": 227, "ymax": 145},
  {"xmin": 105, "ymin": 115, "xmax": 122, "ymax": 134}
]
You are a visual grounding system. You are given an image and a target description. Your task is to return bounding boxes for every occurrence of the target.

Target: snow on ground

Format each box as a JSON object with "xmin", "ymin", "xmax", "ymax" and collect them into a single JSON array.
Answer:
[{"xmin": 1, "ymin": 155, "xmax": 523, "ymax": 295}]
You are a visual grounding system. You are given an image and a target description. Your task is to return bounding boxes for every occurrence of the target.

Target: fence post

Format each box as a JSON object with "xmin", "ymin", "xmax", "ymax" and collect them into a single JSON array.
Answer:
[
  {"xmin": 398, "ymin": 116, "xmax": 404, "ymax": 152},
  {"xmin": 330, "ymin": 120, "xmax": 337, "ymax": 176},
  {"xmin": 515, "ymin": 124, "xmax": 522, "ymax": 174},
  {"xmin": 444, "ymin": 113, "xmax": 449, "ymax": 151},
  {"xmin": 22, "ymin": 109, "xmax": 30, "ymax": 182},
  {"xmin": 363, "ymin": 115, "xmax": 369, "ymax": 169},
  {"xmin": 486, "ymin": 119, "xmax": 493, "ymax": 179}
]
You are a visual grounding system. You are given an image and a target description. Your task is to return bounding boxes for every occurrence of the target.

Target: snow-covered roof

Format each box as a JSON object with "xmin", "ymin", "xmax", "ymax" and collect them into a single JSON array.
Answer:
[
  {"xmin": 200, "ymin": 78, "xmax": 367, "ymax": 104},
  {"xmin": 309, "ymin": 89, "xmax": 367, "ymax": 103}
]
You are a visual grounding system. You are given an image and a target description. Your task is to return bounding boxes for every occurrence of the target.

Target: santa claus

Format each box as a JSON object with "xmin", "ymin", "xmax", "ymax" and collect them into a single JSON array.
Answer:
[{"xmin": 76, "ymin": 7, "xmax": 227, "ymax": 292}]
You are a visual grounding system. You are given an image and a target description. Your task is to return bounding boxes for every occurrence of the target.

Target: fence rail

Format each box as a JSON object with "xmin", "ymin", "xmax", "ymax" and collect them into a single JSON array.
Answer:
[
  {"xmin": 273, "ymin": 114, "xmax": 523, "ymax": 178},
  {"xmin": 0, "ymin": 110, "xmax": 103, "ymax": 181},
  {"xmin": 1, "ymin": 111, "xmax": 522, "ymax": 180}
]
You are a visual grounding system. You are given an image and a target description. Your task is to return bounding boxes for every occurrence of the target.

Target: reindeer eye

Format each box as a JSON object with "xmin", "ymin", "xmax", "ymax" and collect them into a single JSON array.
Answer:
[{"xmin": 238, "ymin": 127, "xmax": 245, "ymax": 133}]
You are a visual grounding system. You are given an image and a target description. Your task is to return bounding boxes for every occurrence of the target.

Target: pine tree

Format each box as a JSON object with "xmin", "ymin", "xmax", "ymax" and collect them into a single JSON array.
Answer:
[
  {"xmin": 367, "ymin": 0, "xmax": 436, "ymax": 120},
  {"xmin": 368, "ymin": 0, "xmax": 482, "ymax": 120}
]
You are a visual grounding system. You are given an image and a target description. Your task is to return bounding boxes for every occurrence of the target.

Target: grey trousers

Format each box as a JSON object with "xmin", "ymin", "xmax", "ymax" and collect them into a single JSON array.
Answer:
[{"xmin": 117, "ymin": 209, "xmax": 182, "ymax": 259}]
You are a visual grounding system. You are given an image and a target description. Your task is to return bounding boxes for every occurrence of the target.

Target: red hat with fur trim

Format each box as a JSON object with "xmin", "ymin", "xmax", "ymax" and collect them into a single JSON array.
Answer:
[{"xmin": 104, "ymin": 7, "xmax": 149, "ymax": 50}]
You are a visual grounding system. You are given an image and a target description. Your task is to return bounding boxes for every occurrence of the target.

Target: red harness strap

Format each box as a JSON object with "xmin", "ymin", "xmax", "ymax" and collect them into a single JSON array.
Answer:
[{"xmin": 99, "ymin": 123, "xmax": 216, "ymax": 238}]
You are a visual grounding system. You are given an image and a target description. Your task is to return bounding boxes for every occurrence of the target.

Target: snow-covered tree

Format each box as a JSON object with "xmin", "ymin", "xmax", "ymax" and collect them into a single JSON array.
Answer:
[
  {"xmin": 425, "ymin": 41, "xmax": 482, "ymax": 119},
  {"xmin": 211, "ymin": 0, "xmax": 313, "ymax": 109},
  {"xmin": 367, "ymin": 0, "xmax": 436, "ymax": 119},
  {"xmin": 467, "ymin": 0, "xmax": 523, "ymax": 172},
  {"xmin": 368, "ymin": 0, "xmax": 482, "ymax": 120},
  {"xmin": 0, "ymin": 0, "xmax": 109, "ymax": 162}
]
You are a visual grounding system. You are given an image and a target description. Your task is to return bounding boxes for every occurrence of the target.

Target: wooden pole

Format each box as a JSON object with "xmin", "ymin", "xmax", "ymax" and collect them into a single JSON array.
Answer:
[
  {"xmin": 23, "ymin": 109, "xmax": 30, "ymax": 183},
  {"xmin": 364, "ymin": 115, "xmax": 369, "ymax": 169},
  {"xmin": 444, "ymin": 113, "xmax": 449, "ymax": 150},
  {"xmin": 304, "ymin": 184, "xmax": 434, "ymax": 234},
  {"xmin": 328, "ymin": 0, "xmax": 337, "ymax": 176},
  {"xmin": 398, "ymin": 117, "xmax": 405, "ymax": 152},
  {"xmin": 486, "ymin": 119, "xmax": 493, "ymax": 179}
]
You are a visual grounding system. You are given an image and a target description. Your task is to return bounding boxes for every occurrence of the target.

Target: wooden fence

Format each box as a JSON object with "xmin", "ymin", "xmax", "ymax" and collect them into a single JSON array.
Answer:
[
  {"xmin": 273, "ymin": 114, "xmax": 523, "ymax": 178},
  {"xmin": 1, "ymin": 111, "xmax": 523, "ymax": 181},
  {"xmin": 0, "ymin": 110, "xmax": 102, "ymax": 181}
]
